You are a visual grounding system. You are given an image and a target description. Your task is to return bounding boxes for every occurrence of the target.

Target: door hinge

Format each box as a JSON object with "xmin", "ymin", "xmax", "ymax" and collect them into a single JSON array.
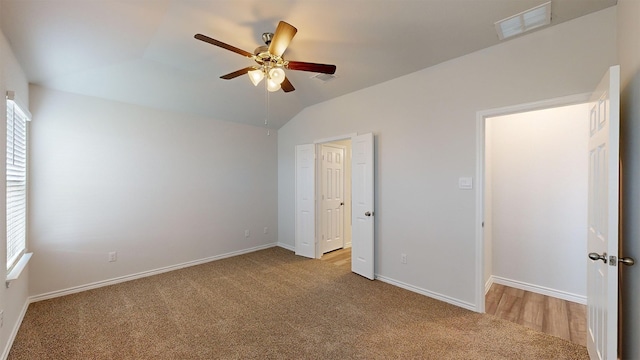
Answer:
[{"xmin": 609, "ymin": 255, "xmax": 617, "ymax": 266}]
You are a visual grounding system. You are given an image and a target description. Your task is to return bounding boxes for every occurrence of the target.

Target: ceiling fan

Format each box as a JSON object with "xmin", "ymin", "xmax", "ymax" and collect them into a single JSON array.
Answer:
[{"xmin": 195, "ymin": 21, "xmax": 336, "ymax": 93}]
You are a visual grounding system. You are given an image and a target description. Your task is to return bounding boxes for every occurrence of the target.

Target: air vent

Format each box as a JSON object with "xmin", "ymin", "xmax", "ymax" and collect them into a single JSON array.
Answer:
[
  {"xmin": 311, "ymin": 73, "xmax": 338, "ymax": 83},
  {"xmin": 495, "ymin": 1, "xmax": 551, "ymax": 40}
]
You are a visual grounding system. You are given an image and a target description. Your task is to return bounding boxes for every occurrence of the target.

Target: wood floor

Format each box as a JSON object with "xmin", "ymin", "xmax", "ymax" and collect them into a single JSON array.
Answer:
[
  {"xmin": 322, "ymin": 248, "xmax": 587, "ymax": 347},
  {"xmin": 320, "ymin": 247, "xmax": 351, "ymax": 267},
  {"xmin": 486, "ymin": 283, "xmax": 587, "ymax": 346}
]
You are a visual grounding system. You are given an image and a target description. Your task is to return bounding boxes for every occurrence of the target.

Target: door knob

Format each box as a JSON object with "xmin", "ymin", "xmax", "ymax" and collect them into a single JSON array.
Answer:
[
  {"xmin": 619, "ymin": 257, "xmax": 635, "ymax": 266},
  {"xmin": 365, "ymin": 211, "xmax": 372, "ymax": 217},
  {"xmin": 588, "ymin": 252, "xmax": 607, "ymax": 263}
]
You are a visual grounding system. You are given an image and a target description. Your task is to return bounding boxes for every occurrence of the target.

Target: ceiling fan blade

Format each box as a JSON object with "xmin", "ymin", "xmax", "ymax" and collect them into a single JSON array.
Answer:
[
  {"xmin": 194, "ymin": 34, "xmax": 253, "ymax": 58},
  {"xmin": 268, "ymin": 21, "xmax": 297, "ymax": 57},
  {"xmin": 281, "ymin": 77, "xmax": 295, "ymax": 92},
  {"xmin": 286, "ymin": 61, "xmax": 336, "ymax": 74},
  {"xmin": 220, "ymin": 67, "xmax": 256, "ymax": 80}
]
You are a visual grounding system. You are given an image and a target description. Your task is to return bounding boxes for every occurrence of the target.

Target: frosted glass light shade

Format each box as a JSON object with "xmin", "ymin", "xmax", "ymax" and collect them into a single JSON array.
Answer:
[
  {"xmin": 267, "ymin": 78, "xmax": 281, "ymax": 92},
  {"xmin": 248, "ymin": 69, "xmax": 264, "ymax": 86},
  {"xmin": 268, "ymin": 67, "xmax": 286, "ymax": 85}
]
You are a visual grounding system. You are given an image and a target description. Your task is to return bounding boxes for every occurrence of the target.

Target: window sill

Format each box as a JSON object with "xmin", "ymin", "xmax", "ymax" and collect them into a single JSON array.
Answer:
[{"xmin": 6, "ymin": 253, "xmax": 32, "ymax": 288}]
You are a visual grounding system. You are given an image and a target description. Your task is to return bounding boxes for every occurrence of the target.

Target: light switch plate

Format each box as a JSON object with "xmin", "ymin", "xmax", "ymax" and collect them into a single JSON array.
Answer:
[{"xmin": 458, "ymin": 177, "xmax": 473, "ymax": 190}]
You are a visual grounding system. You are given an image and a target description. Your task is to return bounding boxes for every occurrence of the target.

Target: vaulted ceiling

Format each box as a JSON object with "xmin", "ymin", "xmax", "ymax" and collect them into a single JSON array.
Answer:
[{"xmin": 0, "ymin": 0, "xmax": 616, "ymax": 129}]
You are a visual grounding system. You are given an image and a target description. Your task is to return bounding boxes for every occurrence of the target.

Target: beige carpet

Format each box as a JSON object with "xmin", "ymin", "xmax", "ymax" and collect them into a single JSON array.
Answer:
[{"xmin": 9, "ymin": 247, "xmax": 588, "ymax": 359}]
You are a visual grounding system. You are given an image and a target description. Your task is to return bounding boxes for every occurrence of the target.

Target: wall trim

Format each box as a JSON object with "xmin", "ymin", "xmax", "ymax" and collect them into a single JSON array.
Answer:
[
  {"xmin": 376, "ymin": 275, "xmax": 476, "ymax": 312},
  {"xmin": 485, "ymin": 276, "xmax": 494, "ymax": 295},
  {"xmin": 29, "ymin": 243, "xmax": 278, "ymax": 303},
  {"xmin": 1, "ymin": 299, "xmax": 29, "ymax": 360},
  {"xmin": 491, "ymin": 275, "xmax": 587, "ymax": 305},
  {"xmin": 313, "ymin": 133, "xmax": 357, "ymax": 144}
]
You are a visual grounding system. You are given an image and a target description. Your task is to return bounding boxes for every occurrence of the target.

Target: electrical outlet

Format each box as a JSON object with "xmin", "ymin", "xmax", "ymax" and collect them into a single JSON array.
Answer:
[
  {"xmin": 263, "ymin": 227, "xmax": 268, "ymax": 235},
  {"xmin": 108, "ymin": 251, "xmax": 117, "ymax": 262},
  {"xmin": 401, "ymin": 254, "xmax": 407, "ymax": 264},
  {"xmin": 245, "ymin": 230, "xmax": 250, "ymax": 238}
]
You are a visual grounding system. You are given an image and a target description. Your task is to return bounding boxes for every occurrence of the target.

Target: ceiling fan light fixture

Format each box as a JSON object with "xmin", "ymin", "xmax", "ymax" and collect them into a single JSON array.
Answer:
[
  {"xmin": 267, "ymin": 78, "xmax": 281, "ymax": 92},
  {"xmin": 248, "ymin": 69, "xmax": 265, "ymax": 86},
  {"xmin": 269, "ymin": 67, "xmax": 286, "ymax": 85},
  {"xmin": 195, "ymin": 20, "xmax": 335, "ymax": 94}
]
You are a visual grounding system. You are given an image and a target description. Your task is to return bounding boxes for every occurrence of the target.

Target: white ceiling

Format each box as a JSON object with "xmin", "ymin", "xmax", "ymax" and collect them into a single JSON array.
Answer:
[{"xmin": 0, "ymin": 0, "xmax": 616, "ymax": 129}]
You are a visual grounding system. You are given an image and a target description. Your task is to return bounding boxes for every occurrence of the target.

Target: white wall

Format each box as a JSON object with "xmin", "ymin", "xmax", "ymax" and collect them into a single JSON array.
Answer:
[
  {"xmin": 28, "ymin": 86, "xmax": 278, "ymax": 297},
  {"xmin": 0, "ymin": 30, "xmax": 31, "ymax": 358},
  {"xmin": 617, "ymin": 0, "xmax": 640, "ymax": 357},
  {"xmin": 278, "ymin": 8, "xmax": 617, "ymax": 308},
  {"xmin": 487, "ymin": 104, "xmax": 589, "ymax": 300}
]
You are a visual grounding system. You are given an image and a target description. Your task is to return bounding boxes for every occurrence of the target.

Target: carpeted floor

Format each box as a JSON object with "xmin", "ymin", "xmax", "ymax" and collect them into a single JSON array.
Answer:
[{"xmin": 8, "ymin": 247, "xmax": 588, "ymax": 359}]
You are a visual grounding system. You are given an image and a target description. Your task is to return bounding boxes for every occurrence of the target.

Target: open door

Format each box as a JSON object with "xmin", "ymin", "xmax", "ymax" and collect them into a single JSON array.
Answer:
[
  {"xmin": 295, "ymin": 144, "xmax": 315, "ymax": 258},
  {"xmin": 586, "ymin": 65, "xmax": 620, "ymax": 360},
  {"xmin": 351, "ymin": 133, "xmax": 375, "ymax": 279},
  {"xmin": 320, "ymin": 144, "xmax": 346, "ymax": 254}
]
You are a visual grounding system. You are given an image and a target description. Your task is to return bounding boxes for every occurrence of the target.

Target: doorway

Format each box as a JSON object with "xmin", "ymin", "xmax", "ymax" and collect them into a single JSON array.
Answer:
[
  {"xmin": 475, "ymin": 94, "xmax": 591, "ymax": 312},
  {"xmin": 295, "ymin": 133, "xmax": 375, "ymax": 279},
  {"xmin": 477, "ymin": 97, "xmax": 591, "ymax": 345},
  {"xmin": 319, "ymin": 141, "xmax": 352, "ymax": 256}
]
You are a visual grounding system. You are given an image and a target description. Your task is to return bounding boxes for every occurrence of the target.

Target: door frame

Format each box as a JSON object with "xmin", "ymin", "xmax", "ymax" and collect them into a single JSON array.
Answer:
[{"xmin": 474, "ymin": 93, "xmax": 591, "ymax": 313}]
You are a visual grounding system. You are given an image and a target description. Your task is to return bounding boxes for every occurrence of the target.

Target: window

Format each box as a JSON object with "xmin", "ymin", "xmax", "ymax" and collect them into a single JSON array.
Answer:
[{"xmin": 6, "ymin": 92, "xmax": 29, "ymax": 271}]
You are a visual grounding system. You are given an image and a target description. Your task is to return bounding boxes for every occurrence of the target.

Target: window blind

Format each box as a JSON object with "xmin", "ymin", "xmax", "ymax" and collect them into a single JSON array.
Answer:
[{"xmin": 6, "ymin": 98, "xmax": 28, "ymax": 271}]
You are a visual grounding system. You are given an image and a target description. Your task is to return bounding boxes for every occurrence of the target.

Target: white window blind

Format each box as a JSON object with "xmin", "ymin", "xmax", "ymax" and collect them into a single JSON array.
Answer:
[{"xmin": 6, "ymin": 95, "xmax": 28, "ymax": 271}]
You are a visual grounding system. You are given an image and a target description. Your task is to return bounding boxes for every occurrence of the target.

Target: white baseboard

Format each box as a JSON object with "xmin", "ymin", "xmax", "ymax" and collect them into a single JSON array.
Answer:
[
  {"xmin": 376, "ymin": 275, "xmax": 476, "ymax": 312},
  {"xmin": 485, "ymin": 276, "xmax": 494, "ymax": 295},
  {"xmin": 1, "ymin": 299, "xmax": 29, "ymax": 360},
  {"xmin": 490, "ymin": 276, "xmax": 586, "ymax": 305},
  {"xmin": 277, "ymin": 242, "xmax": 295, "ymax": 252},
  {"xmin": 30, "ymin": 243, "xmax": 278, "ymax": 303}
]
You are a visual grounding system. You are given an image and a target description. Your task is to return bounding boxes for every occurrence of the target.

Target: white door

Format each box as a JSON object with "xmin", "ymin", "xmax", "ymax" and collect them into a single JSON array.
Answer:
[
  {"xmin": 351, "ymin": 133, "xmax": 375, "ymax": 279},
  {"xmin": 586, "ymin": 65, "xmax": 620, "ymax": 360},
  {"xmin": 321, "ymin": 144, "xmax": 345, "ymax": 254},
  {"xmin": 295, "ymin": 144, "xmax": 315, "ymax": 258}
]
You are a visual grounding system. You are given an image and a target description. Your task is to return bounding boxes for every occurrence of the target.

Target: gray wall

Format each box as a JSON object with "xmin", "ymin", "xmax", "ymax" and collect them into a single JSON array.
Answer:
[
  {"xmin": 28, "ymin": 86, "xmax": 278, "ymax": 297},
  {"xmin": 278, "ymin": 8, "xmax": 617, "ymax": 309},
  {"xmin": 617, "ymin": 0, "xmax": 640, "ymax": 358}
]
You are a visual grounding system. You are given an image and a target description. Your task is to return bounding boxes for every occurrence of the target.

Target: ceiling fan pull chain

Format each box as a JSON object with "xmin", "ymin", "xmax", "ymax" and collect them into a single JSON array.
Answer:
[{"xmin": 264, "ymin": 78, "xmax": 267, "ymax": 126}]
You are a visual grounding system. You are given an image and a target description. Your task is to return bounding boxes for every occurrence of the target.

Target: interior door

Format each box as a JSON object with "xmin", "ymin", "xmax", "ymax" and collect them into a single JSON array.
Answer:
[
  {"xmin": 351, "ymin": 133, "xmax": 375, "ymax": 279},
  {"xmin": 295, "ymin": 144, "xmax": 315, "ymax": 258},
  {"xmin": 321, "ymin": 144, "xmax": 345, "ymax": 254},
  {"xmin": 586, "ymin": 65, "xmax": 620, "ymax": 360}
]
